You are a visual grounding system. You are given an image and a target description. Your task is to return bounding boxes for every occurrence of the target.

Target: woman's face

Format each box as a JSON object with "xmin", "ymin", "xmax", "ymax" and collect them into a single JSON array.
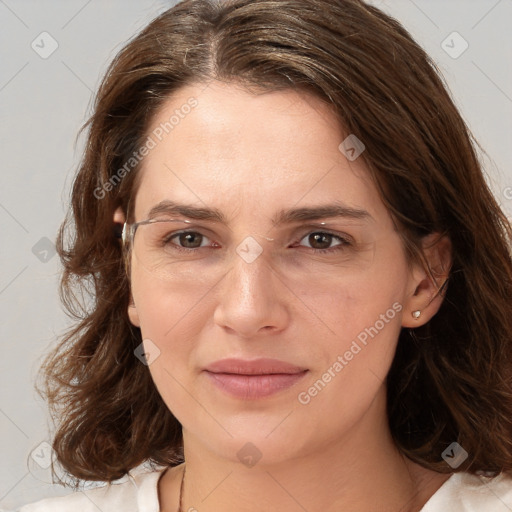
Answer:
[{"xmin": 126, "ymin": 80, "xmax": 427, "ymax": 464}]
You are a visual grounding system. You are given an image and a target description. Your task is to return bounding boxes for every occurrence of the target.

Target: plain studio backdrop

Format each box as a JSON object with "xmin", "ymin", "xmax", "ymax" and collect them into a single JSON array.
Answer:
[{"xmin": 0, "ymin": 0, "xmax": 511, "ymax": 508}]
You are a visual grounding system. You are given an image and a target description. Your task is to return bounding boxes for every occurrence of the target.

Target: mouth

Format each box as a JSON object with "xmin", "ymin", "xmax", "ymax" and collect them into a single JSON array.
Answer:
[{"xmin": 203, "ymin": 358, "xmax": 309, "ymax": 399}]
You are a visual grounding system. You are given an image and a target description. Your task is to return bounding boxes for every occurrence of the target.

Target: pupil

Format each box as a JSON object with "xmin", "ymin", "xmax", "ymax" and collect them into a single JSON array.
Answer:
[
  {"xmin": 310, "ymin": 233, "xmax": 331, "ymax": 249},
  {"xmin": 180, "ymin": 233, "xmax": 202, "ymax": 248}
]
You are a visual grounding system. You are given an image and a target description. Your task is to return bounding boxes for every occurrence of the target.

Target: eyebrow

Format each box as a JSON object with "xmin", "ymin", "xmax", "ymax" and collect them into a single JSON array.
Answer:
[{"xmin": 146, "ymin": 200, "xmax": 372, "ymax": 225}]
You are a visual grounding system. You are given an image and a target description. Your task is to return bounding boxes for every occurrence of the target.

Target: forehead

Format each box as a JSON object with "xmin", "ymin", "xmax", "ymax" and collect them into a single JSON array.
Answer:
[{"xmin": 132, "ymin": 80, "xmax": 392, "ymax": 230}]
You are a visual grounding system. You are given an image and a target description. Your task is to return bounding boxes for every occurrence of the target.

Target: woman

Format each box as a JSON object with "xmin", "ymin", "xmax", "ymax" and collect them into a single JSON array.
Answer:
[{"xmin": 12, "ymin": 0, "xmax": 512, "ymax": 510}]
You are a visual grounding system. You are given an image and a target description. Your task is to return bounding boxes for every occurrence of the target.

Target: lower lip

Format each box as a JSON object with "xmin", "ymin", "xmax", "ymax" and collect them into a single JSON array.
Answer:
[{"xmin": 204, "ymin": 371, "xmax": 308, "ymax": 399}]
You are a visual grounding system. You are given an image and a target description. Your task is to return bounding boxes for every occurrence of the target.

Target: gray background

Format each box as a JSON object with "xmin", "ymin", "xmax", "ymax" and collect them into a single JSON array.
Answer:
[{"xmin": 1, "ymin": 0, "xmax": 511, "ymax": 508}]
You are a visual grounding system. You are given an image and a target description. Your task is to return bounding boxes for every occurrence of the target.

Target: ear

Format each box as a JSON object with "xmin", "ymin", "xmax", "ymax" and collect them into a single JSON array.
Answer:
[
  {"xmin": 402, "ymin": 232, "xmax": 452, "ymax": 328},
  {"xmin": 113, "ymin": 206, "xmax": 141, "ymax": 328},
  {"xmin": 113, "ymin": 206, "xmax": 125, "ymax": 225},
  {"xmin": 127, "ymin": 294, "xmax": 141, "ymax": 328}
]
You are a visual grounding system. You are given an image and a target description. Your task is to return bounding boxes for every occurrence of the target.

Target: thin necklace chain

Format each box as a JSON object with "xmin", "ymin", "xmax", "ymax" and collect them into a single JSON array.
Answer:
[{"xmin": 177, "ymin": 464, "xmax": 185, "ymax": 512}]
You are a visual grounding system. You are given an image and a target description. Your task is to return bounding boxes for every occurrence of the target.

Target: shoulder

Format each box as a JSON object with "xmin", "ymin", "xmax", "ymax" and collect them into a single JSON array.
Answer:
[
  {"xmin": 9, "ymin": 466, "xmax": 167, "ymax": 512},
  {"xmin": 421, "ymin": 471, "xmax": 512, "ymax": 511}
]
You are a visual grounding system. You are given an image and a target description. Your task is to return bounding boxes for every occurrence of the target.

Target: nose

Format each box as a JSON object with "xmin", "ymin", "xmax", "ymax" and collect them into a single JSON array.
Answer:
[{"xmin": 213, "ymin": 243, "xmax": 290, "ymax": 339}]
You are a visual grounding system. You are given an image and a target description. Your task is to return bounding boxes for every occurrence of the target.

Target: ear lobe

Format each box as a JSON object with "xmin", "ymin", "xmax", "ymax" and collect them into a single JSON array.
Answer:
[
  {"xmin": 128, "ymin": 294, "xmax": 141, "ymax": 327},
  {"xmin": 402, "ymin": 233, "xmax": 452, "ymax": 328}
]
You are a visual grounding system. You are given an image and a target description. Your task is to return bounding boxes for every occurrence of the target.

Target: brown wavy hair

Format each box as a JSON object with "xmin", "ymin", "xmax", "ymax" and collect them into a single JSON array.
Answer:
[{"xmin": 38, "ymin": 0, "xmax": 512, "ymax": 485}]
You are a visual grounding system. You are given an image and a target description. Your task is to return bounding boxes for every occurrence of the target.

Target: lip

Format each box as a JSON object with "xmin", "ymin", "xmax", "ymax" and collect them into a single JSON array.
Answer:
[
  {"xmin": 204, "ymin": 357, "xmax": 307, "ymax": 375},
  {"xmin": 203, "ymin": 358, "xmax": 308, "ymax": 399}
]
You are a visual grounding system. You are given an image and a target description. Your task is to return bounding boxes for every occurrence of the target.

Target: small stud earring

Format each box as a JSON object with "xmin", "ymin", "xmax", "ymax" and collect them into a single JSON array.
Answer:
[{"xmin": 412, "ymin": 310, "xmax": 421, "ymax": 319}]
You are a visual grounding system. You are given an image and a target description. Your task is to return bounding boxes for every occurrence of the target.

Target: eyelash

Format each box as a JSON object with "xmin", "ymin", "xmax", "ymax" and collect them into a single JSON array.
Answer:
[
  {"xmin": 164, "ymin": 230, "xmax": 353, "ymax": 254},
  {"xmin": 296, "ymin": 231, "xmax": 353, "ymax": 254}
]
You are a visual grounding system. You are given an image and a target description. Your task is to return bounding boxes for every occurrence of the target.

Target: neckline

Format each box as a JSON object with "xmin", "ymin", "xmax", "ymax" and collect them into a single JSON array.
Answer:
[
  {"xmin": 149, "ymin": 466, "xmax": 457, "ymax": 512},
  {"xmin": 147, "ymin": 468, "xmax": 509, "ymax": 511},
  {"xmin": 417, "ymin": 472, "xmax": 456, "ymax": 511}
]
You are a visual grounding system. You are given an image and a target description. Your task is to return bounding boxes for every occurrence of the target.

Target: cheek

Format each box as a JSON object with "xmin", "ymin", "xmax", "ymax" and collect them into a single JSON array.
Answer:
[
  {"xmin": 130, "ymin": 263, "xmax": 210, "ymax": 339},
  {"xmin": 294, "ymin": 266, "xmax": 406, "ymax": 347},
  {"xmin": 294, "ymin": 281, "xmax": 405, "ymax": 439},
  {"xmin": 293, "ymin": 243, "xmax": 409, "ymax": 395},
  {"xmin": 130, "ymin": 275, "xmax": 206, "ymax": 421}
]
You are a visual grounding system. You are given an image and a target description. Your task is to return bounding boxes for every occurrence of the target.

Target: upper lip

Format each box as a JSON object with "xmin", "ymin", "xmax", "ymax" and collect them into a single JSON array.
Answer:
[{"xmin": 204, "ymin": 358, "xmax": 307, "ymax": 375}]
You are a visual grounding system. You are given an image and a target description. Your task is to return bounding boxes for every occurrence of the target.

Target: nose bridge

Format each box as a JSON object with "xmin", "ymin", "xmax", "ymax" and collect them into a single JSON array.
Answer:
[
  {"xmin": 213, "ymin": 235, "xmax": 288, "ymax": 335},
  {"xmin": 228, "ymin": 235, "xmax": 274, "ymax": 302}
]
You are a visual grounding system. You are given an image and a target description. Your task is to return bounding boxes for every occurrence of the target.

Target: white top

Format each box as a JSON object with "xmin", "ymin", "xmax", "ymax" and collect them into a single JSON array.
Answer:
[{"xmin": 5, "ymin": 468, "xmax": 512, "ymax": 511}]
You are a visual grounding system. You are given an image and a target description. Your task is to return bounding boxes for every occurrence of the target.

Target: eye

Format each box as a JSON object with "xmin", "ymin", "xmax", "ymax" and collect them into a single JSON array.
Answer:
[
  {"xmin": 297, "ymin": 231, "xmax": 352, "ymax": 253},
  {"xmin": 166, "ymin": 231, "xmax": 213, "ymax": 250}
]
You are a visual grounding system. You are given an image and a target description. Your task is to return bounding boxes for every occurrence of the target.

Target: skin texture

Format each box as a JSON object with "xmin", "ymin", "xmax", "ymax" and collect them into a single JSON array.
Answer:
[{"xmin": 114, "ymin": 80, "xmax": 452, "ymax": 512}]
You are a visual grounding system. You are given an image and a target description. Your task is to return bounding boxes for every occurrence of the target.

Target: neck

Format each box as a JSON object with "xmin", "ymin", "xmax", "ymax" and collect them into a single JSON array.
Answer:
[{"xmin": 161, "ymin": 387, "xmax": 450, "ymax": 512}]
